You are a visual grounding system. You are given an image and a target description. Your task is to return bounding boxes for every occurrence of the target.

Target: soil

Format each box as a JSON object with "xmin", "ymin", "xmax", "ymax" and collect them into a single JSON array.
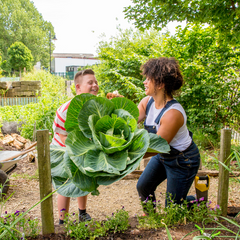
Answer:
[{"xmin": 1, "ymin": 141, "xmax": 240, "ymax": 240}]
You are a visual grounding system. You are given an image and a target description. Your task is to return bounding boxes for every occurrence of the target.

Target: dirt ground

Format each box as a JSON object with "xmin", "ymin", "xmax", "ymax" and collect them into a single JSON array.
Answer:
[{"xmin": 1, "ymin": 142, "xmax": 240, "ymax": 239}]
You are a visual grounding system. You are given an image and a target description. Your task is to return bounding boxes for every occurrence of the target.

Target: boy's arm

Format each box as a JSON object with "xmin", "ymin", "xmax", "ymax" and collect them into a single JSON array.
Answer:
[{"xmin": 58, "ymin": 133, "xmax": 67, "ymax": 144}]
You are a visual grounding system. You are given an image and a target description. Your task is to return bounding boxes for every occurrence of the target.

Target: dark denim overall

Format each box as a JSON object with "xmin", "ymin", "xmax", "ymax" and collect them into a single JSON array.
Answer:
[{"xmin": 137, "ymin": 98, "xmax": 200, "ymax": 205}]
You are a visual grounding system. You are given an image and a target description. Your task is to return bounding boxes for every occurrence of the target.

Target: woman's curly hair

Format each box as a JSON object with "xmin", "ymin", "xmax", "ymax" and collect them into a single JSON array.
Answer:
[{"xmin": 141, "ymin": 57, "xmax": 184, "ymax": 97}]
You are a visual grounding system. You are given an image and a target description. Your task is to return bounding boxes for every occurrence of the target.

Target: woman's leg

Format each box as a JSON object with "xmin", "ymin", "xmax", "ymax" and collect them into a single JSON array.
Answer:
[
  {"xmin": 137, "ymin": 154, "xmax": 167, "ymax": 203},
  {"xmin": 163, "ymin": 143, "xmax": 200, "ymax": 205},
  {"xmin": 58, "ymin": 194, "xmax": 70, "ymax": 220}
]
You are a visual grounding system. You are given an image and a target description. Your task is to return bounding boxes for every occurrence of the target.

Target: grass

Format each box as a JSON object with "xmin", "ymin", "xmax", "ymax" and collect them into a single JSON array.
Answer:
[{"xmin": 10, "ymin": 170, "xmax": 39, "ymax": 180}]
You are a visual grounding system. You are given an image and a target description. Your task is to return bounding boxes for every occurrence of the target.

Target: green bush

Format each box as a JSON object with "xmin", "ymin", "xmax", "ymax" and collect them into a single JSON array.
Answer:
[{"xmin": 0, "ymin": 70, "xmax": 69, "ymax": 139}]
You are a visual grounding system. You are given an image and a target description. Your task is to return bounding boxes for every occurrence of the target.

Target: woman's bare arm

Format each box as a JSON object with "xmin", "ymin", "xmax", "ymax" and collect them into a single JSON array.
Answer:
[
  {"xmin": 138, "ymin": 96, "xmax": 150, "ymax": 123},
  {"xmin": 157, "ymin": 109, "xmax": 184, "ymax": 143}
]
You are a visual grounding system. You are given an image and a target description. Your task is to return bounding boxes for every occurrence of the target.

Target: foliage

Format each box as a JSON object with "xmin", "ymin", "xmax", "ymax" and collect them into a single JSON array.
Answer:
[
  {"xmin": 138, "ymin": 196, "xmax": 221, "ymax": 230},
  {"xmin": 0, "ymin": 55, "xmax": 2, "ymax": 77},
  {"xmin": 192, "ymin": 128, "xmax": 219, "ymax": 150},
  {"xmin": 0, "ymin": 210, "xmax": 40, "ymax": 239},
  {"xmin": 7, "ymin": 42, "xmax": 33, "ymax": 76},
  {"xmin": 219, "ymin": 148, "xmax": 240, "ymax": 185},
  {"xmin": 50, "ymin": 94, "xmax": 170, "ymax": 197},
  {"xmin": 165, "ymin": 24, "xmax": 240, "ymax": 138},
  {"xmin": 124, "ymin": 0, "xmax": 240, "ymax": 44},
  {"xmin": 0, "ymin": 70, "xmax": 68, "ymax": 139},
  {"xmin": 0, "ymin": 0, "xmax": 55, "ymax": 68},
  {"xmin": 200, "ymin": 149, "xmax": 219, "ymax": 171},
  {"xmin": 183, "ymin": 216, "xmax": 240, "ymax": 239},
  {"xmin": 70, "ymin": 83, "xmax": 76, "ymax": 96},
  {"xmin": 0, "ymin": 182, "xmax": 40, "ymax": 239},
  {"xmin": 65, "ymin": 208, "xmax": 129, "ymax": 239},
  {"xmin": 95, "ymin": 25, "xmax": 240, "ymax": 137},
  {"xmin": 95, "ymin": 28, "xmax": 168, "ymax": 103}
]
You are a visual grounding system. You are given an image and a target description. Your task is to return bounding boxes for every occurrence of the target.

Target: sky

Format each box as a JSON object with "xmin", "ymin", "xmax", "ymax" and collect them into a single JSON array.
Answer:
[{"xmin": 31, "ymin": 0, "xmax": 182, "ymax": 57}]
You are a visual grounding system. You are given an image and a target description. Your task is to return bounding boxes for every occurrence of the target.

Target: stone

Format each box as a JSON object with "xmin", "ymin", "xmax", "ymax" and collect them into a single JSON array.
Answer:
[{"xmin": 1, "ymin": 121, "xmax": 23, "ymax": 135}]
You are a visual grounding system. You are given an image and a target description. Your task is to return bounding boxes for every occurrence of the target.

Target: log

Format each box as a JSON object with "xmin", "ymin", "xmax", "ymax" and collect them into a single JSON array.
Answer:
[
  {"xmin": 124, "ymin": 169, "xmax": 240, "ymax": 180},
  {"xmin": 0, "ymin": 147, "xmax": 36, "ymax": 162}
]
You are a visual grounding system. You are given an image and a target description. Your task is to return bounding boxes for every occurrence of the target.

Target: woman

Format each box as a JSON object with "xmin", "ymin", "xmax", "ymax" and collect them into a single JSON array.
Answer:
[{"xmin": 137, "ymin": 57, "xmax": 200, "ymax": 210}]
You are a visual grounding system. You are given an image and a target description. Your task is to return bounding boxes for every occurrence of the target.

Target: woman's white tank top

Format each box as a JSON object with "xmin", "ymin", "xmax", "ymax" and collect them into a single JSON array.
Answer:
[{"xmin": 145, "ymin": 98, "xmax": 192, "ymax": 151}]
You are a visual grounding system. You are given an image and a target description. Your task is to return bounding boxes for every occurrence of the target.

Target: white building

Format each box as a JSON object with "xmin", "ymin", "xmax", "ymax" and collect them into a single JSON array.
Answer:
[{"xmin": 51, "ymin": 53, "xmax": 100, "ymax": 73}]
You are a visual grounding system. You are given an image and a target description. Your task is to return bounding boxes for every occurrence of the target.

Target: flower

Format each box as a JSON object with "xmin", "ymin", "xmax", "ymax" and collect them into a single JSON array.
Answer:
[
  {"xmin": 4, "ymin": 211, "xmax": 7, "ymax": 214},
  {"xmin": 60, "ymin": 208, "xmax": 66, "ymax": 212},
  {"xmin": 85, "ymin": 224, "xmax": 88, "ymax": 227},
  {"xmin": 14, "ymin": 210, "xmax": 20, "ymax": 216},
  {"xmin": 199, "ymin": 197, "xmax": 204, "ymax": 201}
]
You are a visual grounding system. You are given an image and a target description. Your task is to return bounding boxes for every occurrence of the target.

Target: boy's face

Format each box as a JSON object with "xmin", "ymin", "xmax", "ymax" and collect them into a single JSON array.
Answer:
[{"xmin": 76, "ymin": 74, "xmax": 99, "ymax": 95}]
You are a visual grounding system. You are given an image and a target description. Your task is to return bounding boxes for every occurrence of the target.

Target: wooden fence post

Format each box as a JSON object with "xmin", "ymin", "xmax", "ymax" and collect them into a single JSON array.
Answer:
[
  {"xmin": 37, "ymin": 130, "xmax": 55, "ymax": 234},
  {"xmin": 217, "ymin": 128, "xmax": 232, "ymax": 216}
]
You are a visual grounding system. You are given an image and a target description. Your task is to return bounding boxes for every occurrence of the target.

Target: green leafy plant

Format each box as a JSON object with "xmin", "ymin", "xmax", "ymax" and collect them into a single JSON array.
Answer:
[
  {"xmin": 50, "ymin": 93, "xmax": 170, "ymax": 196},
  {"xmin": 183, "ymin": 216, "xmax": 240, "ymax": 239},
  {"xmin": 201, "ymin": 149, "xmax": 219, "ymax": 171},
  {"xmin": 65, "ymin": 207, "xmax": 129, "ymax": 239},
  {"xmin": 0, "ymin": 70, "xmax": 68, "ymax": 140},
  {"xmin": 0, "ymin": 181, "xmax": 40, "ymax": 239},
  {"xmin": 138, "ymin": 196, "xmax": 221, "ymax": 230}
]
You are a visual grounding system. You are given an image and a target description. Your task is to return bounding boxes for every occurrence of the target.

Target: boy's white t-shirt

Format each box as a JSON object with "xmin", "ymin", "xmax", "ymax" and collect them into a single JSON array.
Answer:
[{"xmin": 145, "ymin": 98, "xmax": 192, "ymax": 151}]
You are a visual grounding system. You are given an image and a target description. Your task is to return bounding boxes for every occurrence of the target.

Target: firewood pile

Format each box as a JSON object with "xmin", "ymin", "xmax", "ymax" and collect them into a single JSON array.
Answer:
[{"xmin": 0, "ymin": 133, "xmax": 37, "ymax": 162}]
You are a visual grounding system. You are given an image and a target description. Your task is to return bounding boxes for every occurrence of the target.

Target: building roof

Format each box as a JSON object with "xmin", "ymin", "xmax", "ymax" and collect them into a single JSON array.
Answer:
[{"xmin": 52, "ymin": 53, "xmax": 96, "ymax": 59}]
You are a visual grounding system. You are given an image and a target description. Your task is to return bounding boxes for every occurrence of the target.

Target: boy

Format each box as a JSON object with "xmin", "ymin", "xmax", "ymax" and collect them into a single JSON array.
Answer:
[{"xmin": 51, "ymin": 69, "xmax": 99, "ymax": 224}]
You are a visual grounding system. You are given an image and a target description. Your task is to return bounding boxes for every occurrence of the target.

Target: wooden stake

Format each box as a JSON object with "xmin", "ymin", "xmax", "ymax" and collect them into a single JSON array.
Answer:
[
  {"xmin": 37, "ymin": 130, "xmax": 55, "ymax": 234},
  {"xmin": 217, "ymin": 128, "xmax": 231, "ymax": 217}
]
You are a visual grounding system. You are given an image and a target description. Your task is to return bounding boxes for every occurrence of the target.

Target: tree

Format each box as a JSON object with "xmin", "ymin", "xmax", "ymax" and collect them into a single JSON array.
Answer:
[
  {"xmin": 95, "ymin": 25, "xmax": 240, "ymax": 137},
  {"xmin": 0, "ymin": 55, "xmax": 2, "ymax": 77},
  {"xmin": 95, "ymin": 28, "xmax": 169, "ymax": 102},
  {"xmin": 8, "ymin": 42, "xmax": 33, "ymax": 77},
  {"xmin": 124, "ymin": 0, "xmax": 240, "ymax": 44},
  {"xmin": 0, "ymin": 0, "xmax": 56, "ymax": 67},
  {"xmin": 163, "ymin": 24, "xmax": 240, "ymax": 137}
]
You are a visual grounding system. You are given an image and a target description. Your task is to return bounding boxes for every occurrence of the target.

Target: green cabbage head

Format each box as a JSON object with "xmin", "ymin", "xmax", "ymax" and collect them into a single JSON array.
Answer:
[{"xmin": 50, "ymin": 94, "xmax": 169, "ymax": 197}]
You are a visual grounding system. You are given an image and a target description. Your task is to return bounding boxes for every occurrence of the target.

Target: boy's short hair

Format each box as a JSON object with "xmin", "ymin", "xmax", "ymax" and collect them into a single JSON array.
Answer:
[{"xmin": 74, "ymin": 69, "xmax": 95, "ymax": 86}]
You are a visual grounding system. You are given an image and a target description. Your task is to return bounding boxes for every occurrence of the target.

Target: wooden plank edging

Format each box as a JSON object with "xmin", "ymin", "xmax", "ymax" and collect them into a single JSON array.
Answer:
[{"xmin": 123, "ymin": 169, "xmax": 240, "ymax": 180}]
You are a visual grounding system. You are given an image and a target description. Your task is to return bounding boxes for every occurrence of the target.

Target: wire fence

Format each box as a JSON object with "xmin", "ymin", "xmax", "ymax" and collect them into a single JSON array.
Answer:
[
  {"xmin": 232, "ymin": 129, "xmax": 240, "ymax": 144},
  {"xmin": 0, "ymin": 97, "xmax": 39, "ymax": 107}
]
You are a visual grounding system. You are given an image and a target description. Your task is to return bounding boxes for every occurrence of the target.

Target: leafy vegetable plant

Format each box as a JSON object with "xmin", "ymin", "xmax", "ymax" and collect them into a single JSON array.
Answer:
[{"xmin": 50, "ymin": 94, "xmax": 169, "ymax": 197}]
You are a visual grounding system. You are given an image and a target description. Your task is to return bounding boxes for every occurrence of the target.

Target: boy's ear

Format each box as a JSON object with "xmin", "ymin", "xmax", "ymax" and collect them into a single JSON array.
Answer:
[{"xmin": 75, "ymin": 83, "xmax": 80, "ymax": 94}]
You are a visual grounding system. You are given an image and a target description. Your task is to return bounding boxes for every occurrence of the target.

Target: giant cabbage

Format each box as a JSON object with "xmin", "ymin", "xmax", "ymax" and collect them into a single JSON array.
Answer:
[{"xmin": 50, "ymin": 94, "xmax": 169, "ymax": 197}]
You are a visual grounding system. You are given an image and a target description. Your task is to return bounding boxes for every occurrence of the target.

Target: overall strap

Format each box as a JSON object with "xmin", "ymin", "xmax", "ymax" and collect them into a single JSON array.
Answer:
[
  {"xmin": 154, "ymin": 99, "xmax": 179, "ymax": 124},
  {"xmin": 145, "ymin": 97, "xmax": 155, "ymax": 116}
]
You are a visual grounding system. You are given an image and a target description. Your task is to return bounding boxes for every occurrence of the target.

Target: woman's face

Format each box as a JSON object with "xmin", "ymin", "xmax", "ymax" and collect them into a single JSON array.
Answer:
[{"xmin": 143, "ymin": 77, "xmax": 155, "ymax": 96}]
